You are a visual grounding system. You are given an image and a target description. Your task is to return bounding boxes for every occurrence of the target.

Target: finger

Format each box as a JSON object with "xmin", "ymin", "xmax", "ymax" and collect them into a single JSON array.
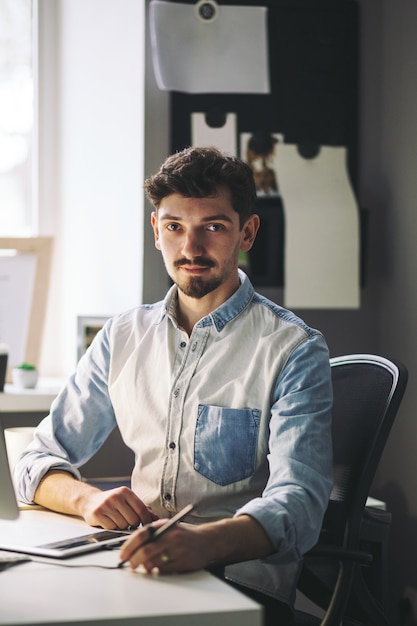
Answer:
[
  {"xmin": 120, "ymin": 523, "xmax": 158, "ymax": 555},
  {"xmin": 158, "ymin": 551, "xmax": 172, "ymax": 571},
  {"xmin": 119, "ymin": 523, "xmax": 165, "ymax": 565},
  {"xmin": 145, "ymin": 552, "xmax": 172, "ymax": 575},
  {"xmin": 91, "ymin": 507, "xmax": 132, "ymax": 530},
  {"xmin": 121, "ymin": 490, "xmax": 156, "ymax": 526},
  {"xmin": 94, "ymin": 488, "xmax": 156, "ymax": 529},
  {"xmin": 102, "ymin": 487, "xmax": 156, "ymax": 527}
]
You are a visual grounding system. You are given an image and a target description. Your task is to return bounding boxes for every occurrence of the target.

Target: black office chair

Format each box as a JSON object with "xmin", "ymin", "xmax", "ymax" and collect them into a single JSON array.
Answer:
[{"xmin": 294, "ymin": 353, "xmax": 408, "ymax": 626}]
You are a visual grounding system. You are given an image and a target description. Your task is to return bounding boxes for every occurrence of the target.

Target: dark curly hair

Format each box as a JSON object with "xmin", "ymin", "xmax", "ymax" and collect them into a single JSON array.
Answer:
[{"xmin": 144, "ymin": 146, "xmax": 257, "ymax": 228}]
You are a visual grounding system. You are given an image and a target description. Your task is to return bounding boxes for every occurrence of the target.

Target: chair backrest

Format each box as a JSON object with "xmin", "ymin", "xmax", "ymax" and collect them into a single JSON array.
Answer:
[
  {"xmin": 324, "ymin": 353, "xmax": 408, "ymax": 546},
  {"xmin": 296, "ymin": 354, "xmax": 408, "ymax": 626}
]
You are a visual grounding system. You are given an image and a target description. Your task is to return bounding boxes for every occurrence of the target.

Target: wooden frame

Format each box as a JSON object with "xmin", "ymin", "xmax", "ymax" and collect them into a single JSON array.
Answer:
[{"xmin": 0, "ymin": 237, "xmax": 53, "ymax": 378}]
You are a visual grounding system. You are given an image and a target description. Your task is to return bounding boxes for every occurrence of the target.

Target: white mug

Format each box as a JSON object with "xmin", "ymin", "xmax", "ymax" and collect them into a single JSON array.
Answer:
[{"xmin": 4, "ymin": 427, "xmax": 36, "ymax": 473}]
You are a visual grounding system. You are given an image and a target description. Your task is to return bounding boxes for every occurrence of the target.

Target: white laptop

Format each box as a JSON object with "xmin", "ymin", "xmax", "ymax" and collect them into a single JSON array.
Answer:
[{"xmin": 0, "ymin": 432, "xmax": 131, "ymax": 558}]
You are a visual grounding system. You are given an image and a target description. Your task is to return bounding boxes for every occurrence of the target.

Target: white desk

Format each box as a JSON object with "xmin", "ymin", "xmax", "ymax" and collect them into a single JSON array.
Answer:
[{"xmin": 0, "ymin": 510, "xmax": 262, "ymax": 626}]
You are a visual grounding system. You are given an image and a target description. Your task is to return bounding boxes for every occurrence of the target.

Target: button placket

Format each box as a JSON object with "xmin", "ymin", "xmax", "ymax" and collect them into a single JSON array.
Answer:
[{"xmin": 161, "ymin": 327, "xmax": 209, "ymax": 511}]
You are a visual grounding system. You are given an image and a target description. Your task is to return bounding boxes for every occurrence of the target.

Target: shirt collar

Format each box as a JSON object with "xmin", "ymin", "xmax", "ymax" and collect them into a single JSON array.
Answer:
[{"xmin": 160, "ymin": 269, "xmax": 255, "ymax": 332}]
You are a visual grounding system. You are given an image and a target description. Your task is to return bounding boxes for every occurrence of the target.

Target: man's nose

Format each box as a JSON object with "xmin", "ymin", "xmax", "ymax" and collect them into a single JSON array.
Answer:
[{"xmin": 181, "ymin": 230, "xmax": 205, "ymax": 258}]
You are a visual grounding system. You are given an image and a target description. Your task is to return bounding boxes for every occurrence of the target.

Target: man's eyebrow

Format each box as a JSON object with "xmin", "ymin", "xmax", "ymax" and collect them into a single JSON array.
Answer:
[
  {"xmin": 202, "ymin": 214, "xmax": 234, "ymax": 223},
  {"xmin": 158, "ymin": 214, "xmax": 180, "ymax": 221},
  {"xmin": 159, "ymin": 213, "xmax": 234, "ymax": 223}
]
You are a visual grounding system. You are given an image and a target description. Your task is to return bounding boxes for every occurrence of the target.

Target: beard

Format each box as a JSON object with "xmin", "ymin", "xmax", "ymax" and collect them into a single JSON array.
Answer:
[
  {"xmin": 170, "ymin": 257, "xmax": 223, "ymax": 299},
  {"xmin": 176, "ymin": 274, "xmax": 223, "ymax": 299}
]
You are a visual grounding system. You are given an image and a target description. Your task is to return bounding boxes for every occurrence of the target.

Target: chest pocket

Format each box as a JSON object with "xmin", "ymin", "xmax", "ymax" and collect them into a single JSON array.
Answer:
[{"xmin": 194, "ymin": 404, "xmax": 261, "ymax": 486}]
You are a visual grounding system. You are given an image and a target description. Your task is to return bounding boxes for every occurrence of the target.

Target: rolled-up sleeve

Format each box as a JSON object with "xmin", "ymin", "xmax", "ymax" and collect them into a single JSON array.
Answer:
[
  {"xmin": 14, "ymin": 320, "xmax": 117, "ymax": 504},
  {"xmin": 235, "ymin": 332, "xmax": 333, "ymax": 564}
]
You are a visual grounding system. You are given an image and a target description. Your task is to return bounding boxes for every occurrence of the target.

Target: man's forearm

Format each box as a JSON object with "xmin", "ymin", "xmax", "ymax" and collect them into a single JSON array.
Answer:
[
  {"xmin": 34, "ymin": 470, "xmax": 156, "ymax": 529},
  {"xmin": 33, "ymin": 469, "xmax": 100, "ymax": 517},
  {"xmin": 202, "ymin": 514, "xmax": 275, "ymax": 566}
]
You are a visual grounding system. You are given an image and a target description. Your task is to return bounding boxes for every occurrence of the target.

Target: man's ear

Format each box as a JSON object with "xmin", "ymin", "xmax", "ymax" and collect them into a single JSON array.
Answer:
[
  {"xmin": 151, "ymin": 211, "xmax": 161, "ymax": 249},
  {"xmin": 240, "ymin": 214, "xmax": 260, "ymax": 252}
]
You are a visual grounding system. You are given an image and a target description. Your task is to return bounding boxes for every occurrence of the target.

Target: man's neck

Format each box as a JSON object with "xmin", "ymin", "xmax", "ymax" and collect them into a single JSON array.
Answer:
[
  {"xmin": 176, "ymin": 298, "xmax": 207, "ymax": 336},
  {"xmin": 176, "ymin": 279, "xmax": 240, "ymax": 336}
]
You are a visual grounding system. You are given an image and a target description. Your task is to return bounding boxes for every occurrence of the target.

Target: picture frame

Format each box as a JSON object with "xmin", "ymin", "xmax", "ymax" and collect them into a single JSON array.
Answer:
[
  {"xmin": 77, "ymin": 316, "xmax": 111, "ymax": 362},
  {"xmin": 0, "ymin": 237, "xmax": 53, "ymax": 379}
]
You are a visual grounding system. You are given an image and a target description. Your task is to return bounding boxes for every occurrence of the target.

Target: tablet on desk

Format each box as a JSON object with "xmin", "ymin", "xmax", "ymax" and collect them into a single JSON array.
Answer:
[
  {"xmin": 0, "ymin": 525, "xmax": 132, "ymax": 559},
  {"xmin": 21, "ymin": 529, "xmax": 131, "ymax": 558}
]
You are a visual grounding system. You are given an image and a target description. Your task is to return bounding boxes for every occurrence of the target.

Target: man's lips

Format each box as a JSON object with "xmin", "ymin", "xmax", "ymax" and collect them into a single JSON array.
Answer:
[{"xmin": 178, "ymin": 265, "xmax": 210, "ymax": 273}]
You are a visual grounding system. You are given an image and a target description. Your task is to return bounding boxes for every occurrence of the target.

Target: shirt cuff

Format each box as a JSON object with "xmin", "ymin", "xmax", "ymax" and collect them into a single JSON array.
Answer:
[{"xmin": 234, "ymin": 496, "xmax": 302, "ymax": 564}]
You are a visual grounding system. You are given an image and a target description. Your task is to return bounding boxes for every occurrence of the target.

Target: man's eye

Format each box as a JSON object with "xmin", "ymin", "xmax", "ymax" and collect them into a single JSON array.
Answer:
[
  {"xmin": 207, "ymin": 224, "xmax": 224, "ymax": 232},
  {"xmin": 167, "ymin": 223, "xmax": 181, "ymax": 231}
]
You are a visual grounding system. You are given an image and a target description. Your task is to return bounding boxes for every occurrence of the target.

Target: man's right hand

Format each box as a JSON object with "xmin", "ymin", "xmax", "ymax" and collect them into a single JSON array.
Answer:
[
  {"xmin": 34, "ymin": 470, "xmax": 158, "ymax": 529},
  {"xmin": 80, "ymin": 484, "xmax": 158, "ymax": 529}
]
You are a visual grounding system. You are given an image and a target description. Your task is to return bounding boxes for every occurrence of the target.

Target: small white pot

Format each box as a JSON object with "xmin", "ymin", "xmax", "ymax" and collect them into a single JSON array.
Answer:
[{"xmin": 12, "ymin": 368, "xmax": 39, "ymax": 389}]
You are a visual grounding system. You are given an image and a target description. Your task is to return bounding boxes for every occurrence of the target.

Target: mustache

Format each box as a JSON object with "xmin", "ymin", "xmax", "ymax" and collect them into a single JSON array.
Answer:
[{"xmin": 174, "ymin": 257, "xmax": 216, "ymax": 268}]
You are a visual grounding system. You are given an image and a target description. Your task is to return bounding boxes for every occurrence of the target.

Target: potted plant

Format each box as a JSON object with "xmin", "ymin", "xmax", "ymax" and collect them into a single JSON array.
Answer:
[{"xmin": 12, "ymin": 362, "xmax": 39, "ymax": 389}]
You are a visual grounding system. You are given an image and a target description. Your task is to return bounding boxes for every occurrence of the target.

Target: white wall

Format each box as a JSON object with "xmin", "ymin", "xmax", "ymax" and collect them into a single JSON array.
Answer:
[
  {"xmin": 142, "ymin": 0, "xmax": 169, "ymax": 304},
  {"xmin": 37, "ymin": 0, "xmax": 145, "ymax": 377}
]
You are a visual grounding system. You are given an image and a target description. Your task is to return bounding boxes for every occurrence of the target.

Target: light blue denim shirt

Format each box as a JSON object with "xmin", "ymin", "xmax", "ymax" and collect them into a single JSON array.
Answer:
[{"xmin": 15, "ymin": 270, "xmax": 333, "ymax": 605}]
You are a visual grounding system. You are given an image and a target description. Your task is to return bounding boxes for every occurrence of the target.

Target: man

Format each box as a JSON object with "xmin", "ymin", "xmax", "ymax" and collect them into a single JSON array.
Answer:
[{"xmin": 15, "ymin": 147, "xmax": 333, "ymax": 625}]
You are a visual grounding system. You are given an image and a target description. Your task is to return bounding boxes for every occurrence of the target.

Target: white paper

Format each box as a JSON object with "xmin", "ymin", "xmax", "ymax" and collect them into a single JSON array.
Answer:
[
  {"xmin": 274, "ymin": 145, "xmax": 360, "ymax": 309},
  {"xmin": 150, "ymin": 1, "xmax": 270, "ymax": 94},
  {"xmin": 192, "ymin": 112, "xmax": 237, "ymax": 154}
]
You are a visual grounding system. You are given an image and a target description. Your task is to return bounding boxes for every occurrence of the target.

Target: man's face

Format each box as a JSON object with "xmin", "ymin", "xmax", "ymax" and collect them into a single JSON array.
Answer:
[{"xmin": 151, "ymin": 188, "xmax": 258, "ymax": 300}]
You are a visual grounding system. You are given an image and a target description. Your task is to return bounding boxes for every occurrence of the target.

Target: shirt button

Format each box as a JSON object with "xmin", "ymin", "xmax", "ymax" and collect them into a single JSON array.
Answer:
[
  {"xmin": 180, "ymin": 341, "xmax": 186, "ymax": 348},
  {"xmin": 164, "ymin": 493, "xmax": 172, "ymax": 501},
  {"xmin": 173, "ymin": 388, "xmax": 180, "ymax": 397},
  {"xmin": 169, "ymin": 441, "xmax": 176, "ymax": 450}
]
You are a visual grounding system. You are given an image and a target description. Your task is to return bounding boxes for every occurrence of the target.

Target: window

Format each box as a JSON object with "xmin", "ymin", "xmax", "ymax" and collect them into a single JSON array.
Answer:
[{"xmin": 0, "ymin": 0, "xmax": 36, "ymax": 235}]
